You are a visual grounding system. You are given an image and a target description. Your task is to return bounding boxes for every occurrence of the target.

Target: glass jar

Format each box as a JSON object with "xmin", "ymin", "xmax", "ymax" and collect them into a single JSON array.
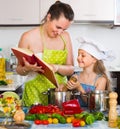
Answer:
[
  {"xmin": 5, "ymin": 72, "xmax": 14, "ymax": 84},
  {"xmin": 0, "ymin": 48, "xmax": 6, "ymax": 81}
]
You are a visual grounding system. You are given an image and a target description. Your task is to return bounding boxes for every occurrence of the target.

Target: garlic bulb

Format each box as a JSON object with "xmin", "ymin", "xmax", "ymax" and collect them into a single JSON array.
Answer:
[{"xmin": 13, "ymin": 108, "xmax": 25, "ymax": 123}]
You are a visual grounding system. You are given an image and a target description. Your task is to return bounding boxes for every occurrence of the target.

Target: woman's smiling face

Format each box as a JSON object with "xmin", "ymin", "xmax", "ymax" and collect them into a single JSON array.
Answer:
[{"xmin": 46, "ymin": 14, "xmax": 71, "ymax": 38}]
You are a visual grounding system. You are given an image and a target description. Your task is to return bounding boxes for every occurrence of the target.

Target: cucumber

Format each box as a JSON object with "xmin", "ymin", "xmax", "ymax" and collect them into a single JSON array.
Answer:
[{"xmin": 52, "ymin": 113, "xmax": 66, "ymax": 124}]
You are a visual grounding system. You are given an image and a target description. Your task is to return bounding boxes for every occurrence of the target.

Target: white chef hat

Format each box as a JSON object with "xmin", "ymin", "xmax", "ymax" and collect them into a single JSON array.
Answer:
[{"xmin": 77, "ymin": 37, "xmax": 115, "ymax": 61}]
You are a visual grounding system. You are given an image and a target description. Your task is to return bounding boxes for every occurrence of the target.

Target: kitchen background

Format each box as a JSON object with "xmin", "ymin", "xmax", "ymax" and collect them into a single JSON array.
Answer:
[
  {"xmin": 0, "ymin": 24, "xmax": 120, "ymax": 71},
  {"xmin": 0, "ymin": 0, "xmax": 120, "ymax": 103}
]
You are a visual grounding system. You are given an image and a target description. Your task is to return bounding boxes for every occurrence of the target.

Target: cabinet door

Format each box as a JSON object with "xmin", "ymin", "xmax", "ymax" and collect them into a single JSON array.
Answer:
[
  {"xmin": 0, "ymin": 0, "xmax": 40, "ymax": 25},
  {"xmin": 114, "ymin": 0, "xmax": 120, "ymax": 25},
  {"xmin": 68, "ymin": 0, "xmax": 114, "ymax": 22},
  {"xmin": 40, "ymin": 0, "xmax": 56, "ymax": 20},
  {"xmin": 40, "ymin": 0, "xmax": 114, "ymax": 23}
]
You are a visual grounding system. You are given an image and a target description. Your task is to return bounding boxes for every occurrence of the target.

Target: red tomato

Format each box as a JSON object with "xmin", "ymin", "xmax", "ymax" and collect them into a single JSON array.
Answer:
[
  {"xmin": 72, "ymin": 119, "xmax": 80, "ymax": 123},
  {"xmin": 34, "ymin": 119, "xmax": 42, "ymax": 125},
  {"xmin": 72, "ymin": 121, "xmax": 80, "ymax": 127},
  {"xmin": 42, "ymin": 120, "xmax": 49, "ymax": 125},
  {"xmin": 72, "ymin": 119, "xmax": 80, "ymax": 127}
]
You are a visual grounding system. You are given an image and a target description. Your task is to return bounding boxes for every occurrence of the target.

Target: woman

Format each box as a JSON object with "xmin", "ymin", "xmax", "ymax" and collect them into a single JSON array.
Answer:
[
  {"xmin": 66, "ymin": 37, "xmax": 115, "ymax": 107},
  {"xmin": 16, "ymin": 1, "xmax": 74, "ymax": 106}
]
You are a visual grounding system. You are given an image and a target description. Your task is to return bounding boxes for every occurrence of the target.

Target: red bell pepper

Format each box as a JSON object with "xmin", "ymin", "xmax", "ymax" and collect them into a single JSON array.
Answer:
[{"xmin": 62, "ymin": 99, "xmax": 84, "ymax": 115}]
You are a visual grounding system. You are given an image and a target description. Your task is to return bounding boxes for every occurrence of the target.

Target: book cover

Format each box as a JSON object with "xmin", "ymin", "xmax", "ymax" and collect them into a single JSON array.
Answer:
[
  {"xmin": 11, "ymin": 47, "xmax": 36, "ymax": 66},
  {"xmin": 11, "ymin": 47, "xmax": 59, "ymax": 87}
]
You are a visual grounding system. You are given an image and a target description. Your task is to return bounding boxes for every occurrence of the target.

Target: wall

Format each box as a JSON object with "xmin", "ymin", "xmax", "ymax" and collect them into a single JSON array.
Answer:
[{"xmin": 0, "ymin": 24, "xmax": 120, "ymax": 71}]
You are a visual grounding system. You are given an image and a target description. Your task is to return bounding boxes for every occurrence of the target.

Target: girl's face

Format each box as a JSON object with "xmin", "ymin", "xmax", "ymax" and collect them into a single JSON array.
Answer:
[
  {"xmin": 77, "ymin": 49, "xmax": 97, "ymax": 68},
  {"xmin": 46, "ymin": 14, "xmax": 71, "ymax": 38}
]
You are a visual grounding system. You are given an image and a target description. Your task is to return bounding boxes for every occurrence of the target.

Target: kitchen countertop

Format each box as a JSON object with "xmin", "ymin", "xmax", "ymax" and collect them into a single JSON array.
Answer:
[
  {"xmin": 0, "ymin": 82, "xmax": 22, "ymax": 91},
  {"xmin": 0, "ymin": 117, "xmax": 118, "ymax": 129},
  {"xmin": 0, "ymin": 73, "xmax": 25, "ymax": 91},
  {"xmin": 30, "ymin": 120, "xmax": 117, "ymax": 129},
  {"xmin": 74, "ymin": 66, "xmax": 120, "ymax": 72}
]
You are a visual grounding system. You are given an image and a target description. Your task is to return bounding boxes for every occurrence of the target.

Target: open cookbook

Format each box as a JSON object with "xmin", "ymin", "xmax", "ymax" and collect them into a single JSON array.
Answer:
[{"xmin": 11, "ymin": 47, "xmax": 59, "ymax": 87}]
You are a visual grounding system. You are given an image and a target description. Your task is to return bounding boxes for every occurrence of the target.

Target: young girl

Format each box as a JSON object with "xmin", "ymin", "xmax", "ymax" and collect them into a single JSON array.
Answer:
[{"xmin": 66, "ymin": 37, "xmax": 115, "ymax": 107}]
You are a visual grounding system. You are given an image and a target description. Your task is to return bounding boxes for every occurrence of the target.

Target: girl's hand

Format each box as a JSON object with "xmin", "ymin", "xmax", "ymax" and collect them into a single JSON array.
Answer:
[
  {"xmin": 66, "ymin": 80, "xmax": 79, "ymax": 90},
  {"xmin": 66, "ymin": 75, "xmax": 79, "ymax": 90},
  {"xmin": 23, "ymin": 57, "xmax": 44, "ymax": 73}
]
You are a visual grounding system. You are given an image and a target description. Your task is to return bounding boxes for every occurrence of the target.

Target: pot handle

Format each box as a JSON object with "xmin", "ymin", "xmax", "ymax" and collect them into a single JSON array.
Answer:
[
  {"xmin": 82, "ymin": 93, "xmax": 89, "ymax": 98},
  {"xmin": 72, "ymin": 92, "xmax": 89, "ymax": 97},
  {"xmin": 71, "ymin": 90, "xmax": 81, "ymax": 95},
  {"xmin": 73, "ymin": 92, "xmax": 81, "ymax": 95}
]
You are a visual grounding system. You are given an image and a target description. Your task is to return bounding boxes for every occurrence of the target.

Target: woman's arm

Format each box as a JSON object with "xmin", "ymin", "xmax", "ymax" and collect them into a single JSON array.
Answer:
[
  {"xmin": 53, "ymin": 32, "xmax": 74, "ymax": 76},
  {"xmin": 16, "ymin": 30, "xmax": 44, "ymax": 76},
  {"xmin": 53, "ymin": 64, "xmax": 74, "ymax": 76}
]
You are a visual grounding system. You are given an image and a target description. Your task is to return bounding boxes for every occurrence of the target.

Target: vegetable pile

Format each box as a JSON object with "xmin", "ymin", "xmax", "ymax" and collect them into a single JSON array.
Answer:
[{"xmin": 25, "ymin": 104, "xmax": 105, "ymax": 127}]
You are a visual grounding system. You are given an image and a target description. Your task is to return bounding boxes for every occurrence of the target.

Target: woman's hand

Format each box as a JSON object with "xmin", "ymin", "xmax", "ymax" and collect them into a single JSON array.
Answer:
[
  {"xmin": 55, "ymin": 84, "xmax": 65, "ymax": 92},
  {"xmin": 20, "ymin": 57, "xmax": 44, "ymax": 74}
]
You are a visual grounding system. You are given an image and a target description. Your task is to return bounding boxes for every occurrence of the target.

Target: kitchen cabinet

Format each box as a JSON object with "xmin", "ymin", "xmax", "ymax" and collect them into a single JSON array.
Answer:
[
  {"xmin": 114, "ymin": 0, "xmax": 120, "ymax": 25},
  {"xmin": 0, "ymin": 0, "xmax": 40, "ymax": 25},
  {"xmin": 0, "ymin": 0, "xmax": 115, "ymax": 25},
  {"xmin": 39, "ymin": 0, "xmax": 55, "ymax": 21},
  {"xmin": 68, "ymin": 0, "xmax": 114, "ymax": 23},
  {"xmin": 40, "ymin": 0, "xmax": 114, "ymax": 23}
]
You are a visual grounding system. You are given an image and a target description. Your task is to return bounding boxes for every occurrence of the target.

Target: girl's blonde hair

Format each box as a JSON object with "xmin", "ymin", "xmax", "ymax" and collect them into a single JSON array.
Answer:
[{"xmin": 93, "ymin": 60, "xmax": 111, "ymax": 91}]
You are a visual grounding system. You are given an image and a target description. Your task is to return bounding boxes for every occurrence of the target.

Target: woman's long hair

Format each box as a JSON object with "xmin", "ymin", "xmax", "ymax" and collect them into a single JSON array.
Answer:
[{"xmin": 41, "ymin": 1, "xmax": 74, "ymax": 24}]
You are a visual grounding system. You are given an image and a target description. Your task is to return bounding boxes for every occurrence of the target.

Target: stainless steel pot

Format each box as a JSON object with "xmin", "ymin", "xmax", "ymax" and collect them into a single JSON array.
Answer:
[
  {"xmin": 43, "ymin": 88, "xmax": 74, "ymax": 109},
  {"xmin": 85, "ymin": 90, "xmax": 109, "ymax": 112}
]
